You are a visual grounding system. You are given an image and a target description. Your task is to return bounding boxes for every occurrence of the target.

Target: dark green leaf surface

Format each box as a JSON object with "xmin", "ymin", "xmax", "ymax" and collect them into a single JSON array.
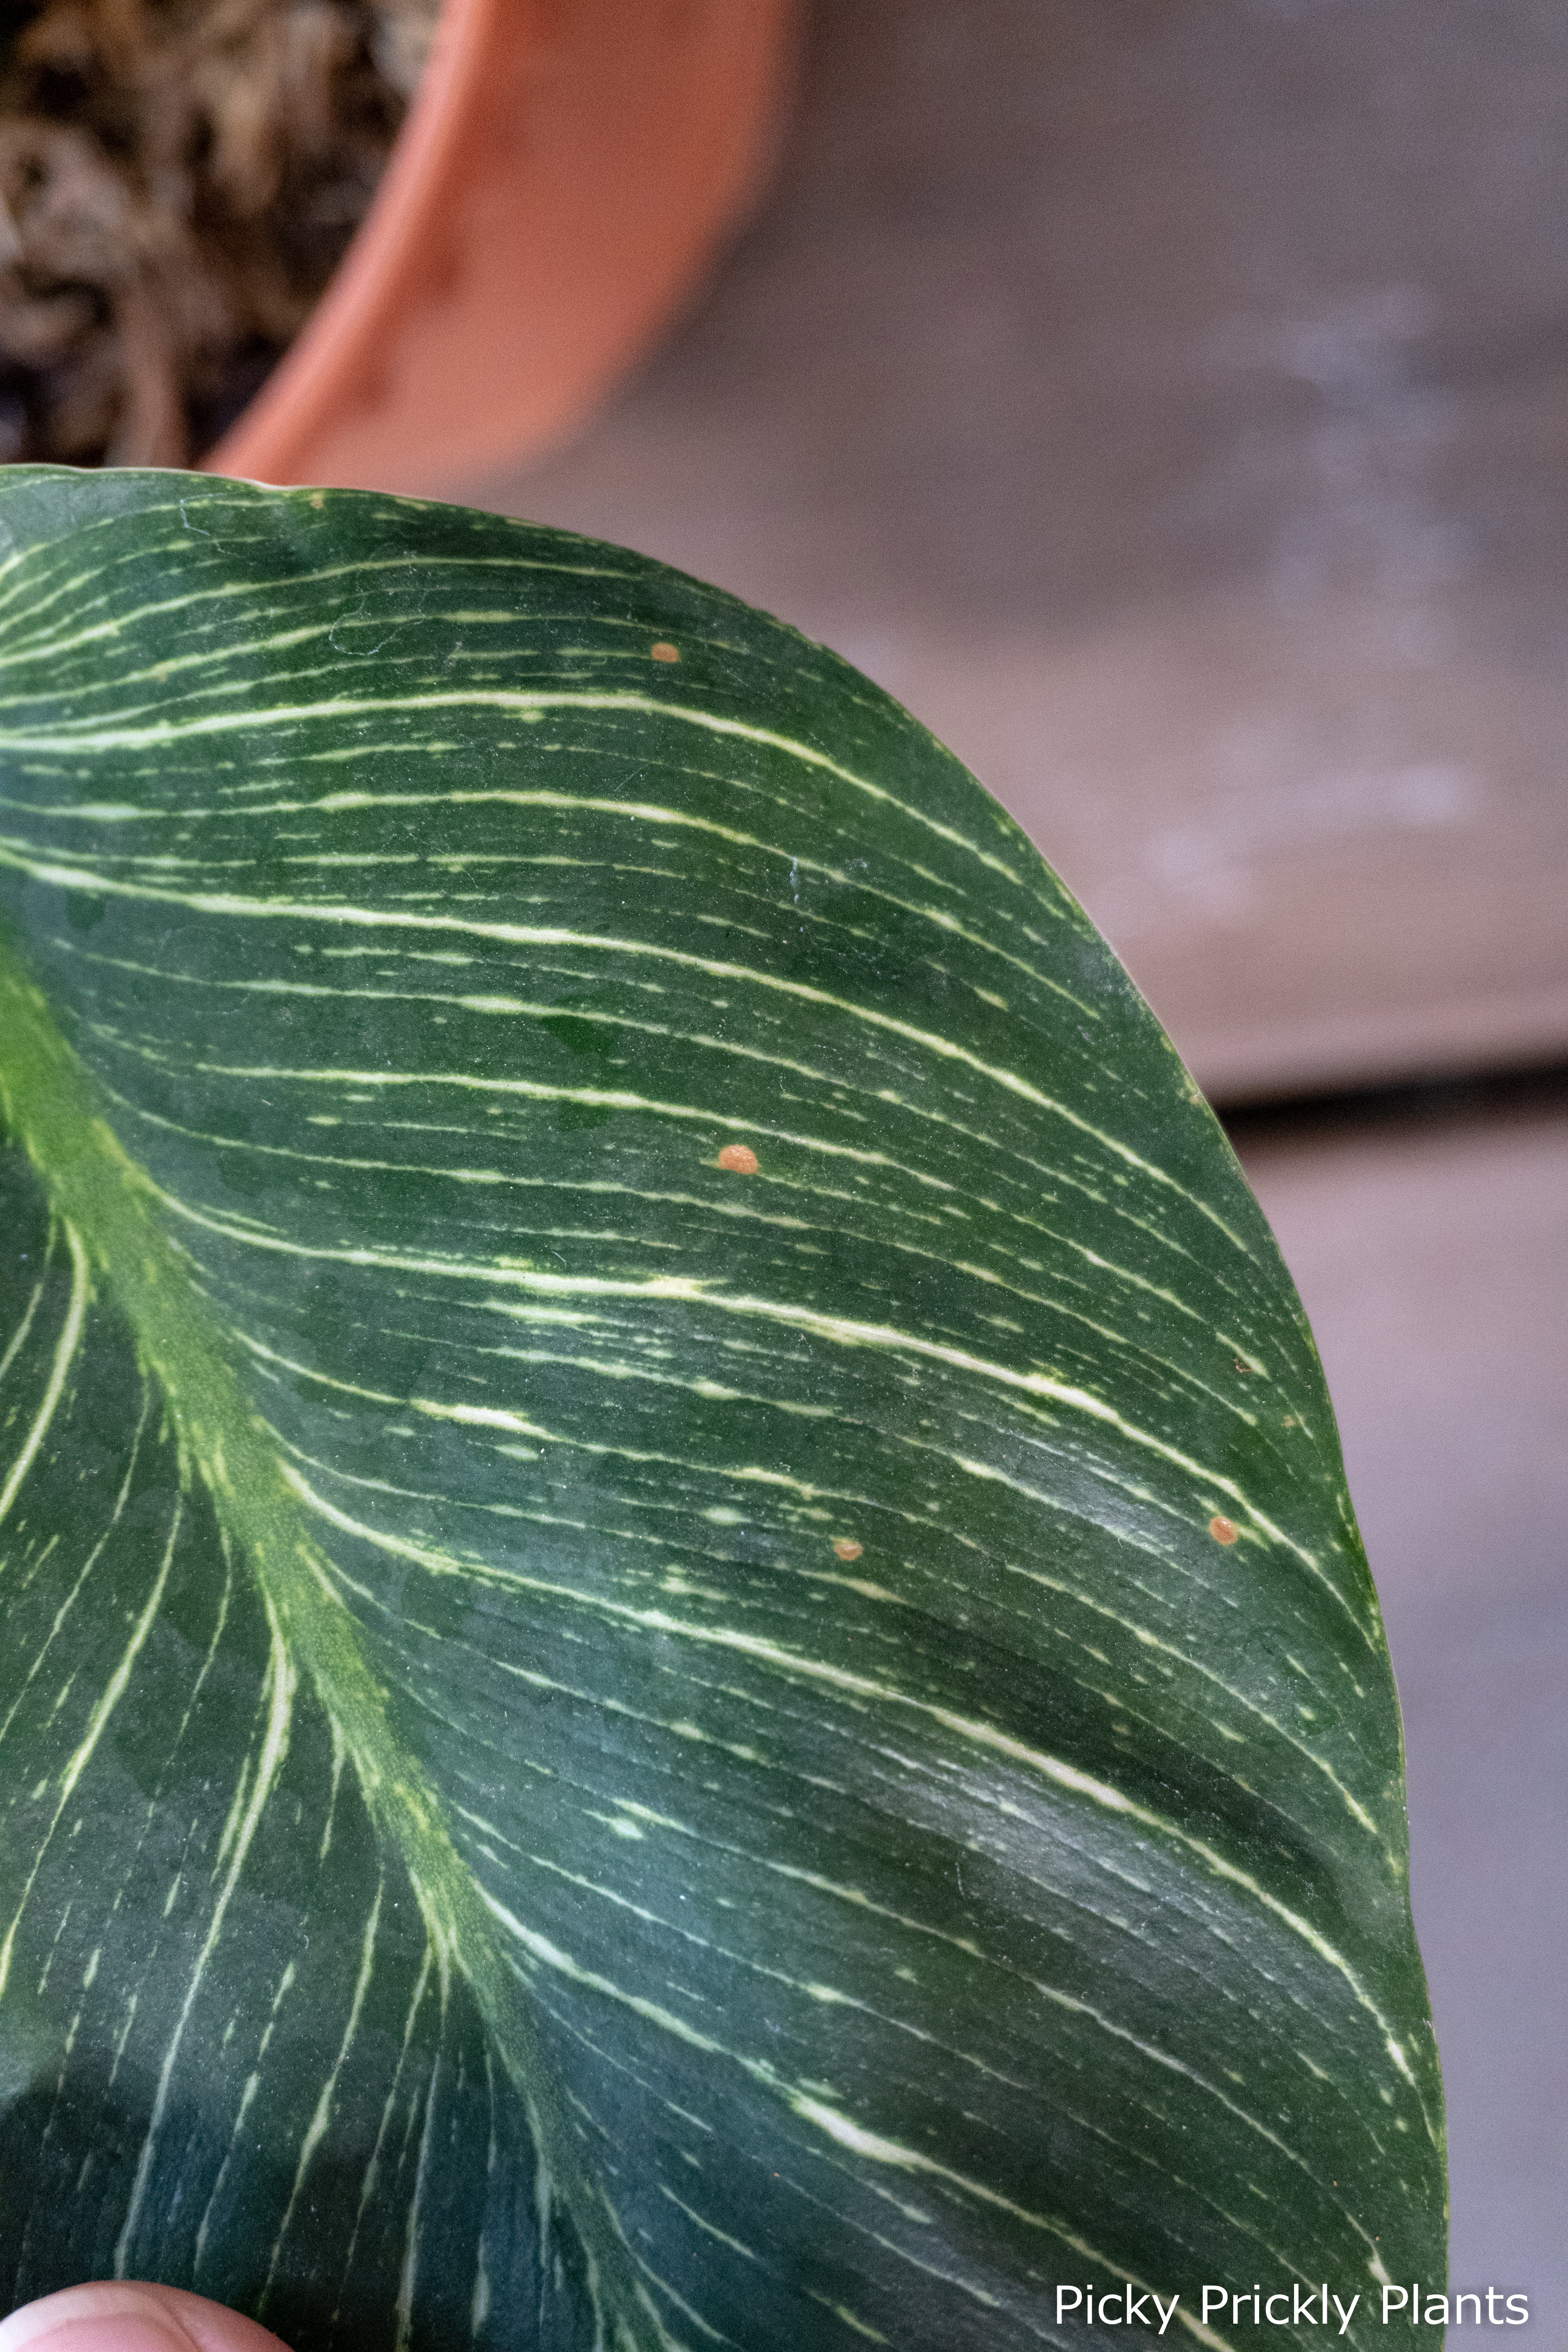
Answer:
[{"xmin": 0, "ymin": 469, "xmax": 1444, "ymax": 2352}]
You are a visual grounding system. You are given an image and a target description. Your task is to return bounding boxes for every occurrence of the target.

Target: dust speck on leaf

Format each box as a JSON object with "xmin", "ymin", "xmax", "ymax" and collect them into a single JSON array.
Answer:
[
  {"xmin": 1208, "ymin": 1515, "xmax": 1240, "ymax": 1546},
  {"xmin": 717, "ymin": 1143, "xmax": 759, "ymax": 1174}
]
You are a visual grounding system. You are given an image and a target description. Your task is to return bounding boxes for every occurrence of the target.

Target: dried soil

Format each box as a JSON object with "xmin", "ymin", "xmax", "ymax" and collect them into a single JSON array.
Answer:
[{"xmin": 0, "ymin": 0, "xmax": 439, "ymax": 465}]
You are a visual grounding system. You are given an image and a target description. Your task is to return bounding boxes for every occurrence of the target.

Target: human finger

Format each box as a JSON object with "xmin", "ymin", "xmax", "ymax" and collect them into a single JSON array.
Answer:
[{"xmin": 0, "ymin": 2283, "xmax": 289, "ymax": 2352}]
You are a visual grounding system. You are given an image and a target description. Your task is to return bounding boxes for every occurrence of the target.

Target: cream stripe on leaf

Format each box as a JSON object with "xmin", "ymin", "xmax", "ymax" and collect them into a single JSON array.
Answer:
[{"xmin": 0, "ymin": 468, "xmax": 1443, "ymax": 2352}]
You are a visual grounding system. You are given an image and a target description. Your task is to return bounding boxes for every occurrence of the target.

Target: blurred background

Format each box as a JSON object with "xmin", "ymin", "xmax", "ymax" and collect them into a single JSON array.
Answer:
[{"xmin": 451, "ymin": 0, "xmax": 1567, "ymax": 2323}]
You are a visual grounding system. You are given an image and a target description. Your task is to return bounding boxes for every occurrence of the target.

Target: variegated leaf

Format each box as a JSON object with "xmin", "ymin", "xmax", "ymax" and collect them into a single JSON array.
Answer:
[{"xmin": 0, "ymin": 468, "xmax": 1444, "ymax": 2352}]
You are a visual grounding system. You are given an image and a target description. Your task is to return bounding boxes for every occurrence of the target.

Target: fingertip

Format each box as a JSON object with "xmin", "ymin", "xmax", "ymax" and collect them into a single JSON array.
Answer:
[{"xmin": 0, "ymin": 2284, "xmax": 290, "ymax": 2352}]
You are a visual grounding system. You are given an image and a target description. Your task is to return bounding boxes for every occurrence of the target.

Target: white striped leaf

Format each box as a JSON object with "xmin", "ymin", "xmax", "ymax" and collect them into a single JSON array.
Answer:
[{"xmin": 0, "ymin": 469, "xmax": 1444, "ymax": 2352}]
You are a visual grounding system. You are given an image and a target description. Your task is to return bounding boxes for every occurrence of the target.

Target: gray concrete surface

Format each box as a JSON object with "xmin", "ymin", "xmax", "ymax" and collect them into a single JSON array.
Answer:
[
  {"xmin": 1239, "ymin": 1109, "xmax": 1568, "ymax": 2332},
  {"xmin": 466, "ymin": 0, "xmax": 1568, "ymax": 1101}
]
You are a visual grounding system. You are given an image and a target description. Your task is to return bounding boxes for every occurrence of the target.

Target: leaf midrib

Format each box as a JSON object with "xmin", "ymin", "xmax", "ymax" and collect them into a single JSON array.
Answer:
[{"xmin": 0, "ymin": 939, "xmax": 666, "ymax": 2352}]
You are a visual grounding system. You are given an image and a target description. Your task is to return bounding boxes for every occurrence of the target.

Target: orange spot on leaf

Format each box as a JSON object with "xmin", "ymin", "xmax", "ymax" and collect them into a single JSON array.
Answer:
[
  {"xmin": 1208, "ymin": 1515, "xmax": 1240, "ymax": 1545},
  {"xmin": 651, "ymin": 642, "xmax": 680, "ymax": 663},
  {"xmin": 717, "ymin": 1143, "xmax": 759, "ymax": 1174},
  {"xmin": 833, "ymin": 1539, "xmax": 863, "ymax": 1561}
]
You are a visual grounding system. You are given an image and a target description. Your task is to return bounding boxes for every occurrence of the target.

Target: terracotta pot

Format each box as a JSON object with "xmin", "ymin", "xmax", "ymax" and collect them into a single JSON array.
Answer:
[{"xmin": 204, "ymin": 0, "xmax": 797, "ymax": 497}]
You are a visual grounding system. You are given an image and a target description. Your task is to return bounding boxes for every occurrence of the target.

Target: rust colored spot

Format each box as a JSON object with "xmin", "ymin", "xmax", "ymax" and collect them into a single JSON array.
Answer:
[
  {"xmin": 650, "ymin": 642, "xmax": 680, "ymax": 663},
  {"xmin": 833, "ymin": 1539, "xmax": 863, "ymax": 1562},
  {"xmin": 717, "ymin": 1143, "xmax": 759, "ymax": 1174},
  {"xmin": 1208, "ymin": 1515, "xmax": 1240, "ymax": 1546},
  {"xmin": 1234, "ymin": 1357, "xmax": 1249, "ymax": 1374}
]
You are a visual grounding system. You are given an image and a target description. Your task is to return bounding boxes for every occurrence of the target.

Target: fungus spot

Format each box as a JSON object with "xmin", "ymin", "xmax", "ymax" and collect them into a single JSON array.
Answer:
[
  {"xmin": 717, "ymin": 1143, "xmax": 759, "ymax": 1174},
  {"xmin": 1208, "ymin": 1515, "xmax": 1240, "ymax": 1546},
  {"xmin": 833, "ymin": 1539, "xmax": 863, "ymax": 1562},
  {"xmin": 651, "ymin": 642, "xmax": 680, "ymax": 663}
]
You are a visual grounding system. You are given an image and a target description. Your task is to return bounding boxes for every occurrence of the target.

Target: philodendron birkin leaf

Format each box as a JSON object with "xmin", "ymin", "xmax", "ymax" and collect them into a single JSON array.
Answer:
[{"xmin": 0, "ymin": 468, "xmax": 1443, "ymax": 2352}]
